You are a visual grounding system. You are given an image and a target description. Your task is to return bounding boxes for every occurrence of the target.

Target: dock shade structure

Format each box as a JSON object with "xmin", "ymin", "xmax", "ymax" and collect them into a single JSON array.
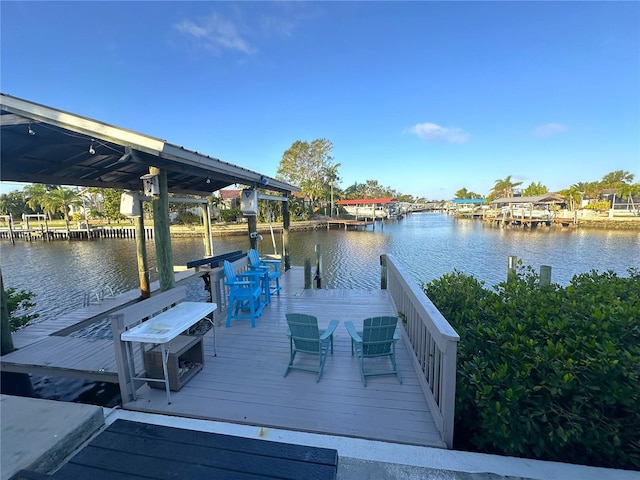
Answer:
[{"xmin": 0, "ymin": 93, "xmax": 300, "ymax": 290}]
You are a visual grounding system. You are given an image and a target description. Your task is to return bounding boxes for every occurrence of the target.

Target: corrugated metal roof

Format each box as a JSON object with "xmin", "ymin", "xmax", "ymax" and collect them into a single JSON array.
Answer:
[
  {"xmin": 0, "ymin": 93, "xmax": 300, "ymax": 196},
  {"xmin": 490, "ymin": 194, "xmax": 565, "ymax": 204}
]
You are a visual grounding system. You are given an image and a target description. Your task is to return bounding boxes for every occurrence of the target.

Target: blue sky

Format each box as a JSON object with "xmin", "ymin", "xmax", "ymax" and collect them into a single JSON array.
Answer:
[{"xmin": 1, "ymin": 1, "xmax": 639, "ymax": 200}]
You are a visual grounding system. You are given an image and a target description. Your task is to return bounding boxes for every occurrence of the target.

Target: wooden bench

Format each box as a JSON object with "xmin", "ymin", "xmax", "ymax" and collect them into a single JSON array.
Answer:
[{"xmin": 109, "ymin": 287, "xmax": 187, "ymax": 404}]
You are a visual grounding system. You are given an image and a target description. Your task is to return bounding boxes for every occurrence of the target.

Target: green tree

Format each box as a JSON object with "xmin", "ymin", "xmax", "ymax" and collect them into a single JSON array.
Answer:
[
  {"xmin": 276, "ymin": 139, "xmax": 335, "ymax": 209},
  {"xmin": 23, "ymin": 183, "xmax": 54, "ymax": 219},
  {"xmin": 344, "ymin": 182, "xmax": 367, "ymax": 199},
  {"xmin": 521, "ymin": 182, "xmax": 548, "ymax": 196},
  {"xmin": 454, "ymin": 188, "xmax": 483, "ymax": 200},
  {"xmin": 0, "ymin": 190, "xmax": 31, "ymax": 218},
  {"xmin": 101, "ymin": 188, "xmax": 126, "ymax": 222},
  {"xmin": 322, "ymin": 163, "xmax": 341, "ymax": 217},
  {"xmin": 560, "ymin": 186, "xmax": 583, "ymax": 211},
  {"xmin": 601, "ymin": 170, "xmax": 634, "ymax": 188},
  {"xmin": 42, "ymin": 187, "xmax": 80, "ymax": 229},
  {"xmin": 490, "ymin": 175, "xmax": 523, "ymax": 200},
  {"xmin": 572, "ymin": 181, "xmax": 601, "ymax": 200},
  {"xmin": 617, "ymin": 183, "xmax": 640, "ymax": 209}
]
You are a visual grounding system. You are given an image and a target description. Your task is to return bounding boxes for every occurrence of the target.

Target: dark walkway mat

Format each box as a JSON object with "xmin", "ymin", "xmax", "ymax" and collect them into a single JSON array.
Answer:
[{"xmin": 49, "ymin": 419, "xmax": 338, "ymax": 480}]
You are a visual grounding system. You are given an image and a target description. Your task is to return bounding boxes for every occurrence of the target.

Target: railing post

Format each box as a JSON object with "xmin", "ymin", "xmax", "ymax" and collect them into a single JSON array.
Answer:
[
  {"xmin": 314, "ymin": 244, "xmax": 322, "ymax": 289},
  {"xmin": 304, "ymin": 258, "xmax": 312, "ymax": 289},
  {"xmin": 380, "ymin": 254, "xmax": 388, "ymax": 290},
  {"xmin": 507, "ymin": 255, "xmax": 518, "ymax": 282},
  {"xmin": 540, "ymin": 265, "xmax": 552, "ymax": 287},
  {"xmin": 441, "ymin": 338, "xmax": 458, "ymax": 449},
  {"xmin": 110, "ymin": 313, "xmax": 134, "ymax": 404}
]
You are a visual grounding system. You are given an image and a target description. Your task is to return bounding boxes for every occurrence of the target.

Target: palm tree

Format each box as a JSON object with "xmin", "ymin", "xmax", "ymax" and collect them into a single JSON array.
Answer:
[
  {"xmin": 601, "ymin": 170, "xmax": 634, "ymax": 188},
  {"xmin": 42, "ymin": 187, "xmax": 81, "ymax": 231},
  {"xmin": 617, "ymin": 183, "xmax": 640, "ymax": 211},
  {"xmin": 23, "ymin": 184, "xmax": 52, "ymax": 219},
  {"xmin": 491, "ymin": 175, "xmax": 523, "ymax": 199},
  {"xmin": 323, "ymin": 163, "xmax": 341, "ymax": 218}
]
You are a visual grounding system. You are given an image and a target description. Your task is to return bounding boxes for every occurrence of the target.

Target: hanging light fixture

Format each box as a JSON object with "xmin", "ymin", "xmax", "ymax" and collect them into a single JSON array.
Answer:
[
  {"xmin": 206, "ymin": 177, "xmax": 211, "ymax": 184},
  {"xmin": 28, "ymin": 124, "xmax": 36, "ymax": 135},
  {"xmin": 88, "ymin": 140, "xmax": 95, "ymax": 155}
]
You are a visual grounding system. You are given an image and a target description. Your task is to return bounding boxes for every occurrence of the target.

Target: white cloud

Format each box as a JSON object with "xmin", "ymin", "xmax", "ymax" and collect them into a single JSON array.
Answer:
[
  {"xmin": 406, "ymin": 122, "xmax": 469, "ymax": 143},
  {"xmin": 174, "ymin": 13, "xmax": 256, "ymax": 55},
  {"xmin": 533, "ymin": 123, "xmax": 568, "ymax": 137}
]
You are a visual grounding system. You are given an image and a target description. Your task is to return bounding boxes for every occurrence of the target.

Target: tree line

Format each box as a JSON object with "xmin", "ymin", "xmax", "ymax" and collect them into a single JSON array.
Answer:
[{"xmin": 455, "ymin": 170, "xmax": 640, "ymax": 209}]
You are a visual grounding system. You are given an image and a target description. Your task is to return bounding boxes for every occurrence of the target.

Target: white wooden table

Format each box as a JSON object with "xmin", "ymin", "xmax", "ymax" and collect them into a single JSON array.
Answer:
[{"xmin": 121, "ymin": 302, "xmax": 217, "ymax": 404}]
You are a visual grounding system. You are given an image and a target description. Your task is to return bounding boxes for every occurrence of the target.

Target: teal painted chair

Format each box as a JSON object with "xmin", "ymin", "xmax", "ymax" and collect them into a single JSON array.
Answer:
[
  {"xmin": 345, "ymin": 316, "xmax": 402, "ymax": 386},
  {"xmin": 223, "ymin": 260, "xmax": 264, "ymax": 328},
  {"xmin": 248, "ymin": 249, "xmax": 281, "ymax": 302},
  {"xmin": 285, "ymin": 313, "xmax": 339, "ymax": 382}
]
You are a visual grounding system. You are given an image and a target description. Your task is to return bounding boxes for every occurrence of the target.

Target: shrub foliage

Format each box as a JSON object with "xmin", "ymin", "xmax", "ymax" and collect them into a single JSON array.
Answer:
[
  {"xmin": 5, "ymin": 287, "xmax": 39, "ymax": 332},
  {"xmin": 422, "ymin": 265, "xmax": 640, "ymax": 470}
]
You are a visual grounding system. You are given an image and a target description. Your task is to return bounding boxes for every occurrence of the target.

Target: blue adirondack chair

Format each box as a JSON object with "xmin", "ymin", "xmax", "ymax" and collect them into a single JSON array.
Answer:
[
  {"xmin": 345, "ymin": 316, "xmax": 402, "ymax": 386},
  {"xmin": 285, "ymin": 313, "xmax": 339, "ymax": 382},
  {"xmin": 223, "ymin": 260, "xmax": 264, "ymax": 328},
  {"xmin": 248, "ymin": 249, "xmax": 281, "ymax": 303}
]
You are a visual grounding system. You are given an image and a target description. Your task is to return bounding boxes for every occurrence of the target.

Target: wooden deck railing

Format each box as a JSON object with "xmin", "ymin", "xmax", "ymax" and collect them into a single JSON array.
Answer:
[{"xmin": 381, "ymin": 254, "xmax": 460, "ymax": 448}]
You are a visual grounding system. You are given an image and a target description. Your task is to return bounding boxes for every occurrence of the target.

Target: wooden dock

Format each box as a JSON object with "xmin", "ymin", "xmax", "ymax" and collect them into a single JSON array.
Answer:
[
  {"xmin": 0, "ymin": 225, "xmax": 155, "ymax": 242},
  {"xmin": 326, "ymin": 219, "xmax": 373, "ymax": 230},
  {"xmin": 0, "ymin": 267, "xmax": 445, "ymax": 448}
]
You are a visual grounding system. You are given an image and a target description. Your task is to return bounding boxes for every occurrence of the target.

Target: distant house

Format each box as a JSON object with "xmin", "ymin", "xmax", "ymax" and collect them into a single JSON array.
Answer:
[
  {"xmin": 600, "ymin": 189, "xmax": 639, "ymax": 213},
  {"xmin": 217, "ymin": 189, "xmax": 242, "ymax": 210}
]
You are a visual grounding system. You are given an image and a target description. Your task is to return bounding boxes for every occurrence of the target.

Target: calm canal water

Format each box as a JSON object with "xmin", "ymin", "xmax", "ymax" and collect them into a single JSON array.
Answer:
[
  {"xmin": 2, "ymin": 213, "xmax": 639, "ymax": 326},
  {"xmin": 1, "ymin": 212, "xmax": 639, "ymax": 403}
]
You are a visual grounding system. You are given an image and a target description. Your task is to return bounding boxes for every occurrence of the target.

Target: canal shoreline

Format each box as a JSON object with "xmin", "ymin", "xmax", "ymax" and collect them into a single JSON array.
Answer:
[
  {"xmin": 169, "ymin": 215, "xmax": 640, "ymax": 237},
  {"xmin": 2, "ymin": 214, "xmax": 638, "ymax": 242}
]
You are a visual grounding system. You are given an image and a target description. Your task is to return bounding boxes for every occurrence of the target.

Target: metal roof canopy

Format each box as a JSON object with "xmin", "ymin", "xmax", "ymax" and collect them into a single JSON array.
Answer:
[
  {"xmin": 0, "ymin": 93, "xmax": 299, "ymax": 197},
  {"xmin": 490, "ymin": 194, "xmax": 565, "ymax": 205}
]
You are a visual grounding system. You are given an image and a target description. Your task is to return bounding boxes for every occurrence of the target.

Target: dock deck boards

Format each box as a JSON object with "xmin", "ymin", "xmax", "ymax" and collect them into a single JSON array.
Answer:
[{"xmin": 1, "ymin": 267, "xmax": 445, "ymax": 448}]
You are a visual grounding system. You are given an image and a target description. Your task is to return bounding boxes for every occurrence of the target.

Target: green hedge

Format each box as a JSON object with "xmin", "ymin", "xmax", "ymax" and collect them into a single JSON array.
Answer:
[{"xmin": 422, "ymin": 265, "xmax": 640, "ymax": 470}]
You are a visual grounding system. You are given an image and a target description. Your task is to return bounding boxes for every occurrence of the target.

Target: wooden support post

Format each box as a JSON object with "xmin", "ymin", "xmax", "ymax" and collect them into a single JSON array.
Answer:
[
  {"xmin": 540, "ymin": 265, "xmax": 552, "ymax": 287},
  {"xmin": 203, "ymin": 203, "xmax": 213, "ymax": 257},
  {"xmin": 248, "ymin": 215, "xmax": 258, "ymax": 251},
  {"xmin": 283, "ymin": 197, "xmax": 291, "ymax": 271},
  {"xmin": 314, "ymin": 244, "xmax": 322, "ymax": 289},
  {"xmin": 304, "ymin": 258, "xmax": 312, "ymax": 289},
  {"xmin": 151, "ymin": 167, "xmax": 175, "ymax": 291},
  {"xmin": 134, "ymin": 209, "xmax": 151, "ymax": 299},
  {"xmin": 380, "ymin": 254, "xmax": 388, "ymax": 290},
  {"xmin": 8, "ymin": 215, "xmax": 14, "ymax": 245},
  {"xmin": 1, "ymin": 270, "xmax": 14, "ymax": 355},
  {"xmin": 507, "ymin": 256, "xmax": 518, "ymax": 282}
]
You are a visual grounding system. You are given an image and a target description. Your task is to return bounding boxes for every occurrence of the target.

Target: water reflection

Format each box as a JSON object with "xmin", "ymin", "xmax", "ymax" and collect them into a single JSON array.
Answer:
[{"xmin": 1, "ymin": 213, "xmax": 638, "ymax": 325}]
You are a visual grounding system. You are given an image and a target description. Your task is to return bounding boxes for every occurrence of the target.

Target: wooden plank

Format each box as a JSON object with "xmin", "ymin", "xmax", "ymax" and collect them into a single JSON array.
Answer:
[
  {"xmin": 53, "ymin": 420, "xmax": 338, "ymax": 480},
  {"xmin": 107, "ymin": 419, "xmax": 338, "ymax": 467},
  {"xmin": 120, "ymin": 280, "xmax": 444, "ymax": 447},
  {"xmin": 1, "ymin": 265, "xmax": 445, "ymax": 449}
]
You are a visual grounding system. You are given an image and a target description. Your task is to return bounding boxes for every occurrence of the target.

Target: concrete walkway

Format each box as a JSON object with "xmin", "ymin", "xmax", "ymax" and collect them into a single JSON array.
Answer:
[
  {"xmin": 1, "ymin": 395, "xmax": 637, "ymax": 480},
  {"xmin": 0, "ymin": 395, "xmax": 103, "ymax": 480}
]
